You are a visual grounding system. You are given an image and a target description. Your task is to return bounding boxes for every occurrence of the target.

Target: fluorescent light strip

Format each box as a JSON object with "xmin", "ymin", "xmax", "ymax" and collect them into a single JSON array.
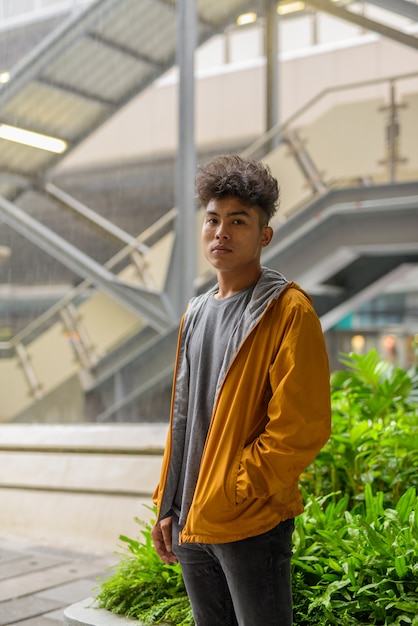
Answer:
[
  {"xmin": 0, "ymin": 123, "xmax": 67, "ymax": 154},
  {"xmin": 237, "ymin": 12, "xmax": 257, "ymax": 26},
  {"xmin": 277, "ymin": 1, "xmax": 306, "ymax": 15}
]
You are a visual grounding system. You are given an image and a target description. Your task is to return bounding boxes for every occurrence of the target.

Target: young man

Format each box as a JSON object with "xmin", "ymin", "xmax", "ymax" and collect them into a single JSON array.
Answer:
[{"xmin": 152, "ymin": 154, "xmax": 331, "ymax": 625}]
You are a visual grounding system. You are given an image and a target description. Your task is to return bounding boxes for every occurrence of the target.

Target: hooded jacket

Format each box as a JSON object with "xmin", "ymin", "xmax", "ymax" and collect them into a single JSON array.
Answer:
[{"xmin": 154, "ymin": 268, "xmax": 331, "ymax": 544}]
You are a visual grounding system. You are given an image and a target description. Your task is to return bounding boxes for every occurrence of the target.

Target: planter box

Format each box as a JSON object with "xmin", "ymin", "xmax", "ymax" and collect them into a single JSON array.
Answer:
[{"xmin": 63, "ymin": 597, "xmax": 141, "ymax": 625}]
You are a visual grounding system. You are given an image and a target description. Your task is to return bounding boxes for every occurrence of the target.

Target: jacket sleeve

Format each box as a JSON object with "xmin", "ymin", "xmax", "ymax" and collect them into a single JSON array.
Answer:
[{"xmin": 236, "ymin": 293, "xmax": 331, "ymax": 502}]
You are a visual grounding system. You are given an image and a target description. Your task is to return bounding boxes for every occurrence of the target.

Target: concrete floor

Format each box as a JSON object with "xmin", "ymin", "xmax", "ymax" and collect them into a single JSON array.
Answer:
[{"xmin": 0, "ymin": 536, "xmax": 117, "ymax": 626}]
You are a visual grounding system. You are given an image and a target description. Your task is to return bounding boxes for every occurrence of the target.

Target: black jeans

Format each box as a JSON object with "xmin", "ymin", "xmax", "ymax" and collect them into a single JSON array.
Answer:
[{"xmin": 172, "ymin": 517, "xmax": 294, "ymax": 626}]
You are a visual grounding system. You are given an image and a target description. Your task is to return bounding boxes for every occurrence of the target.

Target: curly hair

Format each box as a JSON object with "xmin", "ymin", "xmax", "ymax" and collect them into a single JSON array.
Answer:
[{"xmin": 195, "ymin": 154, "xmax": 280, "ymax": 224}]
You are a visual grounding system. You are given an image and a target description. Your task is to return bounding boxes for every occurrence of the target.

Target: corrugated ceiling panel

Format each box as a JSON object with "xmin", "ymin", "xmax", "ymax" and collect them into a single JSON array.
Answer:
[
  {"xmin": 41, "ymin": 37, "xmax": 154, "ymax": 103},
  {"xmin": 94, "ymin": 0, "xmax": 178, "ymax": 65},
  {"xmin": 2, "ymin": 82, "xmax": 107, "ymax": 141},
  {"xmin": 0, "ymin": 139, "xmax": 56, "ymax": 174},
  {"xmin": 0, "ymin": 0, "xmax": 257, "ymax": 200}
]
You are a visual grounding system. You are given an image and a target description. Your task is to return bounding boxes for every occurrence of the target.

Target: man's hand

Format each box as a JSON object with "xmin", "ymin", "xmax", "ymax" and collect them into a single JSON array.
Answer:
[{"xmin": 151, "ymin": 516, "xmax": 178, "ymax": 564}]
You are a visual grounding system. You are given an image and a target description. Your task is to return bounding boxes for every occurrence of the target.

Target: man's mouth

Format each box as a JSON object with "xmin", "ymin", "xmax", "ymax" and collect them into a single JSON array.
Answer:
[{"xmin": 212, "ymin": 245, "xmax": 231, "ymax": 252}]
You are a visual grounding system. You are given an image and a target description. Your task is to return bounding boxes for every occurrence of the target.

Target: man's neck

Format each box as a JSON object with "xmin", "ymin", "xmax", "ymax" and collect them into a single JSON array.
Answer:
[{"xmin": 215, "ymin": 267, "xmax": 262, "ymax": 300}]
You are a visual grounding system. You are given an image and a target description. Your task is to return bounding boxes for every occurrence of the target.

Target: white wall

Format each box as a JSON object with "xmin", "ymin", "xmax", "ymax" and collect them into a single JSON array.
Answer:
[{"xmin": 57, "ymin": 29, "xmax": 418, "ymax": 171}]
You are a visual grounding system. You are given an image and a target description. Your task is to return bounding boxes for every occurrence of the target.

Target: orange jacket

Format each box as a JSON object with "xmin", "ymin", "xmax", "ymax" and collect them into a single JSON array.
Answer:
[{"xmin": 154, "ymin": 274, "xmax": 331, "ymax": 544}]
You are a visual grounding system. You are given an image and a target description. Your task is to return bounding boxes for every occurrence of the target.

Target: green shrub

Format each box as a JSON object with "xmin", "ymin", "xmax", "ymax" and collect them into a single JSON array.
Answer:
[
  {"xmin": 303, "ymin": 350, "xmax": 418, "ymax": 506},
  {"xmin": 292, "ymin": 486, "xmax": 418, "ymax": 625},
  {"xmin": 95, "ymin": 510, "xmax": 193, "ymax": 625}
]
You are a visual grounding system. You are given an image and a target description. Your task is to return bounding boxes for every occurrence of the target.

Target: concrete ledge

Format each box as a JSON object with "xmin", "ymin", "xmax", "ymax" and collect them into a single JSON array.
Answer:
[{"xmin": 63, "ymin": 597, "xmax": 140, "ymax": 625}]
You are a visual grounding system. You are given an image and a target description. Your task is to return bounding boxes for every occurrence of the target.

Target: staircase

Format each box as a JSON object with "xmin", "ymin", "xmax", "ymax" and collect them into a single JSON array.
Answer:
[{"xmin": 0, "ymin": 72, "xmax": 417, "ymax": 423}]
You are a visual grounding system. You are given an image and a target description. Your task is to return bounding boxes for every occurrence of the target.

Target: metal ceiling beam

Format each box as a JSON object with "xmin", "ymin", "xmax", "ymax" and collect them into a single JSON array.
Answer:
[
  {"xmin": 304, "ymin": 0, "xmax": 418, "ymax": 49},
  {"xmin": 86, "ymin": 32, "xmax": 166, "ymax": 70},
  {"xmin": 37, "ymin": 75, "xmax": 117, "ymax": 109}
]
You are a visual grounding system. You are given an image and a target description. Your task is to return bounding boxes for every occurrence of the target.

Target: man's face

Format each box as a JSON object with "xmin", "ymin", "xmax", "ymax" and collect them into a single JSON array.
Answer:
[{"xmin": 201, "ymin": 197, "xmax": 273, "ymax": 274}]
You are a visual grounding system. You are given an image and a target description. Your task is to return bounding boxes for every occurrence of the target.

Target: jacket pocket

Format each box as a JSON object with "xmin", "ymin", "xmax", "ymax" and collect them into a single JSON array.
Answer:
[{"xmin": 234, "ymin": 444, "xmax": 256, "ymax": 505}]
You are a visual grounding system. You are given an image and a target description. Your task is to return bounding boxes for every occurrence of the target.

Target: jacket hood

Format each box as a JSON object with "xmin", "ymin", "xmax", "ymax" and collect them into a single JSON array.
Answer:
[
  {"xmin": 186, "ymin": 267, "xmax": 289, "ymax": 329},
  {"xmin": 248, "ymin": 267, "xmax": 289, "ymax": 322}
]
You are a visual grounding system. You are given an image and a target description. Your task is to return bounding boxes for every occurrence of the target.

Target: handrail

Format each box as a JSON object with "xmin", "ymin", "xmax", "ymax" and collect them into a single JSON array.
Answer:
[{"xmin": 242, "ymin": 70, "xmax": 418, "ymax": 159}]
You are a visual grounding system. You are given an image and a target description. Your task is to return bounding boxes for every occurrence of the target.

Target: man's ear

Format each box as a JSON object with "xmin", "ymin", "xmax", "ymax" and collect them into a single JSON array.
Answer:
[{"xmin": 261, "ymin": 225, "xmax": 273, "ymax": 247}]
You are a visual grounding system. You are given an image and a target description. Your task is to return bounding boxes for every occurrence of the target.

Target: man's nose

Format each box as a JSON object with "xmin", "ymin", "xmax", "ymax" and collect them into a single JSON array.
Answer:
[{"xmin": 215, "ymin": 222, "xmax": 229, "ymax": 238}]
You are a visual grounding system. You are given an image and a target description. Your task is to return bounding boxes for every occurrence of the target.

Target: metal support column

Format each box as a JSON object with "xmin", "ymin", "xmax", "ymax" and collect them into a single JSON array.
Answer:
[
  {"xmin": 265, "ymin": 0, "xmax": 280, "ymax": 152},
  {"xmin": 167, "ymin": 0, "xmax": 197, "ymax": 318}
]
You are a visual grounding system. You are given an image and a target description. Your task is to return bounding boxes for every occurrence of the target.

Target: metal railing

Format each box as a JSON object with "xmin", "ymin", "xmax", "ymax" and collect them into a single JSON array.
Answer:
[
  {"xmin": 0, "ymin": 208, "xmax": 177, "ymax": 392},
  {"xmin": 243, "ymin": 70, "xmax": 418, "ymax": 178}
]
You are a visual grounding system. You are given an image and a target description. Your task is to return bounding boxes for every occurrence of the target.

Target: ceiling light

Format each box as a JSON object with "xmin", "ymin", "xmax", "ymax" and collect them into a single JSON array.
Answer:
[
  {"xmin": 0, "ymin": 71, "xmax": 10, "ymax": 84},
  {"xmin": 0, "ymin": 245, "xmax": 11, "ymax": 260},
  {"xmin": 0, "ymin": 124, "xmax": 67, "ymax": 154},
  {"xmin": 236, "ymin": 12, "xmax": 257, "ymax": 26},
  {"xmin": 277, "ymin": 1, "xmax": 306, "ymax": 15},
  {"xmin": 351, "ymin": 334, "xmax": 365, "ymax": 354}
]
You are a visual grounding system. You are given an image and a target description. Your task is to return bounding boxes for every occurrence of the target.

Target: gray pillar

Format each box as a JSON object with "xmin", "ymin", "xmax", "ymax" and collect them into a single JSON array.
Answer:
[
  {"xmin": 265, "ymin": 0, "xmax": 280, "ymax": 152},
  {"xmin": 170, "ymin": 0, "xmax": 197, "ymax": 317}
]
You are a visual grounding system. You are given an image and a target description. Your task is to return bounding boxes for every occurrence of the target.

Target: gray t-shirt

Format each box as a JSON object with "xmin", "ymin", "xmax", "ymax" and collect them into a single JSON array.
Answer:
[{"xmin": 173, "ymin": 285, "xmax": 254, "ymax": 525}]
